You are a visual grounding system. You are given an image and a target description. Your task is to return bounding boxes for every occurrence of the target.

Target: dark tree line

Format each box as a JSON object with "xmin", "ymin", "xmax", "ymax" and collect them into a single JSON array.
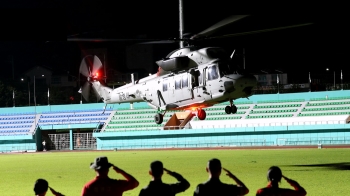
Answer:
[{"xmin": 0, "ymin": 79, "xmax": 101, "ymax": 107}]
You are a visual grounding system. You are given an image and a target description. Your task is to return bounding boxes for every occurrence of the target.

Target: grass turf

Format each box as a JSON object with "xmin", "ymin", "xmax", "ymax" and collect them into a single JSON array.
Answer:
[{"xmin": 1, "ymin": 148, "xmax": 349, "ymax": 196}]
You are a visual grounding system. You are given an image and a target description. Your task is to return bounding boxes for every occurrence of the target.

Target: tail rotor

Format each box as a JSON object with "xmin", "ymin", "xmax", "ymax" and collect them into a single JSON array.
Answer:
[{"xmin": 79, "ymin": 55, "xmax": 103, "ymax": 102}]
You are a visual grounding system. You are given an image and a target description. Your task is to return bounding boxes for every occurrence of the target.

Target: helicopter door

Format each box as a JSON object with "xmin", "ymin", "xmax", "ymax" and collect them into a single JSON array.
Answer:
[
  {"xmin": 175, "ymin": 73, "xmax": 193, "ymax": 102},
  {"xmin": 205, "ymin": 65, "xmax": 220, "ymax": 97},
  {"xmin": 162, "ymin": 77, "xmax": 176, "ymax": 105}
]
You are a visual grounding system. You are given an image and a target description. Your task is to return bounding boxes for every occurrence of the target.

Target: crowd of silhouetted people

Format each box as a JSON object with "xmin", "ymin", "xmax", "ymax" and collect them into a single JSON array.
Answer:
[{"xmin": 34, "ymin": 156, "xmax": 306, "ymax": 196}]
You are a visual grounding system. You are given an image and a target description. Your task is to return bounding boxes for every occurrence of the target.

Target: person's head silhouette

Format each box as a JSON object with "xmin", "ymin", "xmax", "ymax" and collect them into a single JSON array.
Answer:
[
  {"xmin": 149, "ymin": 160, "xmax": 164, "ymax": 179},
  {"xmin": 267, "ymin": 166, "xmax": 282, "ymax": 184},
  {"xmin": 90, "ymin": 156, "xmax": 113, "ymax": 177},
  {"xmin": 34, "ymin": 179, "xmax": 48, "ymax": 195},
  {"xmin": 206, "ymin": 158, "xmax": 221, "ymax": 178}
]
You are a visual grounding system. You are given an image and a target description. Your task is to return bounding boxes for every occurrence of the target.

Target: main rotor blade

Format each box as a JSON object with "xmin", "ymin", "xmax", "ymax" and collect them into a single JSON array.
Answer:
[
  {"xmin": 92, "ymin": 55, "xmax": 102, "ymax": 75},
  {"xmin": 205, "ymin": 23, "xmax": 313, "ymax": 40},
  {"xmin": 81, "ymin": 81, "xmax": 90, "ymax": 102},
  {"xmin": 191, "ymin": 15, "xmax": 249, "ymax": 39},
  {"xmin": 79, "ymin": 57, "xmax": 90, "ymax": 77},
  {"xmin": 67, "ymin": 38, "xmax": 167, "ymax": 42},
  {"xmin": 138, "ymin": 40, "xmax": 179, "ymax": 44}
]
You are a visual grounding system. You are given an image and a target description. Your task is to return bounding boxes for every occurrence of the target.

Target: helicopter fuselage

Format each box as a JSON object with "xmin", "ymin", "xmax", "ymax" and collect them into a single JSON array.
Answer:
[{"xmin": 90, "ymin": 47, "xmax": 257, "ymax": 113}]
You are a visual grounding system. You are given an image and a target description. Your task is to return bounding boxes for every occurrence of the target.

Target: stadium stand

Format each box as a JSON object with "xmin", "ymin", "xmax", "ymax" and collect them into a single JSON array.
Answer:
[
  {"xmin": 95, "ymin": 91, "xmax": 350, "ymax": 150},
  {"xmin": 101, "ymin": 96, "xmax": 350, "ymax": 131},
  {"xmin": 1, "ymin": 90, "xmax": 350, "ymax": 152},
  {"xmin": 0, "ymin": 112, "xmax": 36, "ymax": 136},
  {"xmin": 38, "ymin": 109, "xmax": 113, "ymax": 126}
]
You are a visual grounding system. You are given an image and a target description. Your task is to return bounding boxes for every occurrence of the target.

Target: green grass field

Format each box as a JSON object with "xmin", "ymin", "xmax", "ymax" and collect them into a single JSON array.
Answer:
[{"xmin": 1, "ymin": 148, "xmax": 349, "ymax": 196}]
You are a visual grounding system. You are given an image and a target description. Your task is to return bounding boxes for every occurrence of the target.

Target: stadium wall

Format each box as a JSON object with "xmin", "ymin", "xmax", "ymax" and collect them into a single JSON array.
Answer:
[
  {"xmin": 93, "ymin": 124, "xmax": 350, "ymax": 150},
  {"xmin": 0, "ymin": 135, "xmax": 36, "ymax": 152}
]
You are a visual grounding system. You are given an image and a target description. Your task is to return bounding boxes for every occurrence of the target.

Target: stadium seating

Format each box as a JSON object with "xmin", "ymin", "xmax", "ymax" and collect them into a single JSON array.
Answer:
[
  {"xmin": 0, "ymin": 113, "xmax": 36, "ymax": 136},
  {"xmin": 38, "ymin": 109, "xmax": 113, "ymax": 125},
  {"xmin": 0, "ymin": 109, "xmax": 117, "ymax": 136},
  {"xmin": 1, "ymin": 91, "xmax": 350, "ymax": 152},
  {"xmin": 104, "ymin": 108, "xmax": 172, "ymax": 132},
  {"xmin": 100, "ymin": 96, "xmax": 350, "ymax": 132}
]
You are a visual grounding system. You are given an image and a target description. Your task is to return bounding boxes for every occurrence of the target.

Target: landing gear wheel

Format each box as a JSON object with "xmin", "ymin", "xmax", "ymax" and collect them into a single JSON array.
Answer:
[
  {"xmin": 197, "ymin": 108, "xmax": 206, "ymax": 120},
  {"xmin": 231, "ymin": 105, "xmax": 237, "ymax": 114},
  {"xmin": 154, "ymin": 113, "xmax": 163, "ymax": 124},
  {"xmin": 225, "ymin": 106, "xmax": 232, "ymax": 114}
]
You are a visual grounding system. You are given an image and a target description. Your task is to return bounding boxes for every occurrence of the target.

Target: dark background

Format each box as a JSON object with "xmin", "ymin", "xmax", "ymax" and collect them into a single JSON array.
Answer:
[{"xmin": 1, "ymin": 1, "xmax": 349, "ymax": 84}]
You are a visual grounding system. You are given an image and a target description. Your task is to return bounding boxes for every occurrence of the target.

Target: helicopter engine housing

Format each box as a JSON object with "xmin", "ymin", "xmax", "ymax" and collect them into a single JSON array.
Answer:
[{"xmin": 156, "ymin": 56, "xmax": 189, "ymax": 72}]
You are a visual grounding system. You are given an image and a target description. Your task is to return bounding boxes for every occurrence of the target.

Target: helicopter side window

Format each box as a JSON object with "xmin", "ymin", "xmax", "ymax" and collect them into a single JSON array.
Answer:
[
  {"xmin": 163, "ymin": 80, "xmax": 168, "ymax": 91},
  {"xmin": 182, "ymin": 74, "xmax": 188, "ymax": 88},
  {"xmin": 218, "ymin": 62, "xmax": 234, "ymax": 76},
  {"xmin": 207, "ymin": 65, "xmax": 219, "ymax": 80},
  {"xmin": 175, "ymin": 77, "xmax": 182, "ymax": 90}
]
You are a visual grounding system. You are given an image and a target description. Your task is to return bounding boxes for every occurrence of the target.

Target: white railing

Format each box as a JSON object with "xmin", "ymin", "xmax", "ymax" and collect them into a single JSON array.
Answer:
[
  {"xmin": 190, "ymin": 119, "xmax": 349, "ymax": 129},
  {"xmin": 279, "ymin": 137, "xmax": 350, "ymax": 145},
  {"xmin": 99, "ymin": 139, "xmax": 274, "ymax": 149},
  {"xmin": 38, "ymin": 120, "xmax": 104, "ymax": 125}
]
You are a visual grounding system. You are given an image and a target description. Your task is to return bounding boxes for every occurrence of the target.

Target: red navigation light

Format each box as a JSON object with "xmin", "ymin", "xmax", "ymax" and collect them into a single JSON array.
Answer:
[{"xmin": 95, "ymin": 72, "xmax": 99, "ymax": 78}]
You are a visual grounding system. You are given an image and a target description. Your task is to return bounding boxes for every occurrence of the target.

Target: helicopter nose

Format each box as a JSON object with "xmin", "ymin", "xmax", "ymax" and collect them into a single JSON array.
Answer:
[
  {"xmin": 224, "ymin": 74, "xmax": 257, "ymax": 94},
  {"xmin": 242, "ymin": 74, "xmax": 257, "ymax": 96},
  {"xmin": 244, "ymin": 74, "xmax": 258, "ymax": 84}
]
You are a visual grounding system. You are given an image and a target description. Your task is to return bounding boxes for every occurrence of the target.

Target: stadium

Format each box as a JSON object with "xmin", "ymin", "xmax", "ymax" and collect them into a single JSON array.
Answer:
[
  {"xmin": 1, "ymin": 89, "xmax": 350, "ymax": 196},
  {"xmin": 1, "ymin": 89, "xmax": 349, "ymax": 152}
]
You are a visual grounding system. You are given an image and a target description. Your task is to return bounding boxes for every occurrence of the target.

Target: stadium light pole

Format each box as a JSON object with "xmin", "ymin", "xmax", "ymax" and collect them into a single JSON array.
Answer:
[
  {"xmin": 21, "ymin": 78, "xmax": 31, "ymax": 106},
  {"xmin": 326, "ymin": 68, "xmax": 335, "ymax": 90},
  {"xmin": 333, "ymin": 70, "xmax": 335, "ymax": 89},
  {"xmin": 34, "ymin": 75, "xmax": 36, "ymax": 107},
  {"xmin": 326, "ymin": 68, "xmax": 329, "ymax": 90}
]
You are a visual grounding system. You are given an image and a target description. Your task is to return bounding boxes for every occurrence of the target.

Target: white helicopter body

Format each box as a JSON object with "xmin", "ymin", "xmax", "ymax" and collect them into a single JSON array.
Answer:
[
  {"xmin": 82, "ymin": 46, "xmax": 257, "ymax": 124},
  {"xmin": 75, "ymin": 14, "xmax": 311, "ymax": 124}
]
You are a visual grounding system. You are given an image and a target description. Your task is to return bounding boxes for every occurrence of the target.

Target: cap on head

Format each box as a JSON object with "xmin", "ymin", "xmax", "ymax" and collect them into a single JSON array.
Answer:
[
  {"xmin": 34, "ymin": 178, "xmax": 48, "ymax": 194},
  {"xmin": 150, "ymin": 160, "xmax": 163, "ymax": 177},
  {"xmin": 267, "ymin": 166, "xmax": 282, "ymax": 182},
  {"xmin": 208, "ymin": 158, "xmax": 221, "ymax": 173},
  {"xmin": 90, "ymin": 156, "xmax": 112, "ymax": 170}
]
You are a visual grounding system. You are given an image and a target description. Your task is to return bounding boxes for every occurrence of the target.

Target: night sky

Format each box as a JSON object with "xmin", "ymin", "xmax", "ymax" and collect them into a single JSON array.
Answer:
[{"xmin": 1, "ymin": 2, "xmax": 349, "ymax": 84}]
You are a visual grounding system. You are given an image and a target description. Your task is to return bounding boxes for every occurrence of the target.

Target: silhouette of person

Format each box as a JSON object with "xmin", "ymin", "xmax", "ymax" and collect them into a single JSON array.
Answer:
[
  {"xmin": 42, "ymin": 140, "xmax": 46, "ymax": 151},
  {"xmin": 256, "ymin": 166, "xmax": 307, "ymax": 196},
  {"xmin": 139, "ymin": 160, "xmax": 190, "ymax": 196},
  {"xmin": 34, "ymin": 178, "xmax": 64, "ymax": 196},
  {"xmin": 193, "ymin": 158, "xmax": 249, "ymax": 196},
  {"xmin": 81, "ymin": 156, "xmax": 139, "ymax": 196},
  {"xmin": 76, "ymin": 137, "xmax": 81, "ymax": 147}
]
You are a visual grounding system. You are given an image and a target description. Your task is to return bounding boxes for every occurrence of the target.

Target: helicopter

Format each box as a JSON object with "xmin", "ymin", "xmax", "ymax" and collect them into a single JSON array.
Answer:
[{"xmin": 72, "ymin": 15, "xmax": 312, "ymax": 124}]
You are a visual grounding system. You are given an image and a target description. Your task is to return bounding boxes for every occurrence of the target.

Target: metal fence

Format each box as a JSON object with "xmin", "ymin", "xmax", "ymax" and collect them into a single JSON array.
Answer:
[
  {"xmin": 48, "ymin": 133, "xmax": 96, "ymax": 150},
  {"xmin": 73, "ymin": 133, "xmax": 96, "ymax": 149}
]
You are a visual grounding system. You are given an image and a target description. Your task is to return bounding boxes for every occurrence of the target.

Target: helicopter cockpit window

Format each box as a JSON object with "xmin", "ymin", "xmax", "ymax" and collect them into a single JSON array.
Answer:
[
  {"xmin": 163, "ymin": 80, "xmax": 168, "ymax": 91},
  {"xmin": 175, "ymin": 77, "xmax": 182, "ymax": 90},
  {"xmin": 218, "ymin": 62, "xmax": 234, "ymax": 77},
  {"xmin": 182, "ymin": 75, "xmax": 188, "ymax": 88},
  {"xmin": 207, "ymin": 65, "xmax": 219, "ymax": 80}
]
